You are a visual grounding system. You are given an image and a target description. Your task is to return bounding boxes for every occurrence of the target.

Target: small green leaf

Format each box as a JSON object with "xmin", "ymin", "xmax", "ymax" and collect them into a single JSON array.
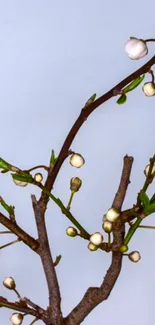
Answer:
[
  {"xmin": 145, "ymin": 203, "xmax": 155, "ymax": 214},
  {"xmin": 123, "ymin": 75, "xmax": 145, "ymax": 94},
  {"xmin": 139, "ymin": 190, "xmax": 150, "ymax": 209},
  {"xmin": 12, "ymin": 173, "xmax": 33, "ymax": 183},
  {"xmin": 117, "ymin": 94, "xmax": 127, "ymax": 105},
  {"xmin": 0, "ymin": 198, "xmax": 14, "ymax": 215},
  {"xmin": 130, "ymin": 36, "xmax": 138, "ymax": 40},
  {"xmin": 0, "ymin": 158, "xmax": 10, "ymax": 172},
  {"xmin": 50, "ymin": 149, "xmax": 58, "ymax": 168},
  {"xmin": 85, "ymin": 93, "xmax": 96, "ymax": 107},
  {"xmin": 150, "ymin": 193, "xmax": 155, "ymax": 204}
]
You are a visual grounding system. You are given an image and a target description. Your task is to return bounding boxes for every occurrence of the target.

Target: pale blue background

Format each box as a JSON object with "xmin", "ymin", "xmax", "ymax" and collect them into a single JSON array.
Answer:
[{"xmin": 0, "ymin": 1, "xmax": 155, "ymax": 324}]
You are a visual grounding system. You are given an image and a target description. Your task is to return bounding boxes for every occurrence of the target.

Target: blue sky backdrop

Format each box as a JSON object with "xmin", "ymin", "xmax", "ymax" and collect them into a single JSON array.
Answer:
[{"xmin": 0, "ymin": 1, "xmax": 155, "ymax": 324}]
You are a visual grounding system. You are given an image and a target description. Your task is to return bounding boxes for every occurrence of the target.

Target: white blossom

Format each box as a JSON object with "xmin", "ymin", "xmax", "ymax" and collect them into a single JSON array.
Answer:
[
  {"xmin": 70, "ymin": 153, "xmax": 85, "ymax": 168},
  {"xmin": 10, "ymin": 313, "xmax": 23, "ymax": 325},
  {"xmin": 143, "ymin": 82, "xmax": 155, "ymax": 97},
  {"xmin": 128, "ymin": 251, "xmax": 141, "ymax": 263},
  {"xmin": 106, "ymin": 208, "xmax": 120, "ymax": 223},
  {"xmin": 125, "ymin": 38, "xmax": 148, "ymax": 60},
  {"xmin": 90, "ymin": 232, "xmax": 103, "ymax": 246}
]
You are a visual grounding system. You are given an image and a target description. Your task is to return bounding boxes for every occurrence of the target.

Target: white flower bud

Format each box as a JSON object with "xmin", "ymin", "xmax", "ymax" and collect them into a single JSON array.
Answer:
[
  {"xmin": 88, "ymin": 242, "xmax": 98, "ymax": 251},
  {"xmin": 124, "ymin": 39, "xmax": 148, "ymax": 60},
  {"xmin": 90, "ymin": 232, "xmax": 103, "ymax": 246},
  {"xmin": 10, "ymin": 313, "xmax": 23, "ymax": 325},
  {"xmin": 128, "ymin": 251, "xmax": 141, "ymax": 263},
  {"xmin": 34, "ymin": 173, "xmax": 43, "ymax": 183},
  {"xmin": 70, "ymin": 153, "xmax": 85, "ymax": 168},
  {"xmin": 102, "ymin": 220, "xmax": 112, "ymax": 233},
  {"xmin": 144, "ymin": 164, "xmax": 155, "ymax": 176},
  {"xmin": 106, "ymin": 208, "xmax": 120, "ymax": 223},
  {"xmin": 13, "ymin": 179, "xmax": 28, "ymax": 187},
  {"xmin": 70, "ymin": 177, "xmax": 82, "ymax": 192},
  {"xmin": 3, "ymin": 277, "xmax": 16, "ymax": 290},
  {"xmin": 66, "ymin": 227, "xmax": 78, "ymax": 237},
  {"xmin": 142, "ymin": 82, "xmax": 155, "ymax": 97}
]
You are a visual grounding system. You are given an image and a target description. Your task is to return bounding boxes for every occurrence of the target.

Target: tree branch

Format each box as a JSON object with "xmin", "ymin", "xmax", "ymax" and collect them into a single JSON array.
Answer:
[
  {"xmin": 39, "ymin": 56, "xmax": 155, "ymax": 210},
  {"xmin": 0, "ymin": 212, "xmax": 39, "ymax": 252},
  {"xmin": 64, "ymin": 155, "xmax": 133, "ymax": 325},
  {"xmin": 0, "ymin": 296, "xmax": 38, "ymax": 317},
  {"xmin": 31, "ymin": 195, "xmax": 63, "ymax": 325}
]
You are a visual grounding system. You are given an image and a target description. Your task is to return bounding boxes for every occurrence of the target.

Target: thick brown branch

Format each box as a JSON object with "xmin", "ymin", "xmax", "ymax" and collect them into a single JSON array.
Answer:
[
  {"xmin": 31, "ymin": 195, "xmax": 62, "ymax": 325},
  {"xmin": 64, "ymin": 155, "xmax": 133, "ymax": 325},
  {"xmin": 39, "ymin": 56, "xmax": 155, "ymax": 210},
  {"xmin": 0, "ymin": 212, "xmax": 39, "ymax": 252}
]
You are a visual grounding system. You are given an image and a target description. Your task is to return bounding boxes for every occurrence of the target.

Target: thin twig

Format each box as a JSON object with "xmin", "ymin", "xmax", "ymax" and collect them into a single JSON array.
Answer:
[
  {"xmin": 64, "ymin": 155, "xmax": 133, "ymax": 325},
  {"xmin": 0, "ymin": 212, "xmax": 39, "ymax": 251},
  {"xmin": 0, "ymin": 297, "xmax": 38, "ymax": 317},
  {"xmin": 39, "ymin": 56, "xmax": 155, "ymax": 211},
  {"xmin": 31, "ymin": 195, "xmax": 63, "ymax": 325}
]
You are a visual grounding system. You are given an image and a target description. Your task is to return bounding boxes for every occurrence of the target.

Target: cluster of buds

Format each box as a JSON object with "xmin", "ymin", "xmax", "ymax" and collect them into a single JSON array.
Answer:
[
  {"xmin": 70, "ymin": 153, "xmax": 85, "ymax": 168},
  {"xmin": 125, "ymin": 37, "xmax": 155, "ymax": 97}
]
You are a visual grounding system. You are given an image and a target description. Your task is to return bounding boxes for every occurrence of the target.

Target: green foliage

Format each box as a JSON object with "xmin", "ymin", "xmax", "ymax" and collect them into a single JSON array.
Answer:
[
  {"xmin": 50, "ymin": 149, "xmax": 58, "ymax": 168},
  {"xmin": 0, "ymin": 158, "xmax": 10, "ymax": 172},
  {"xmin": 11, "ymin": 173, "xmax": 33, "ymax": 183},
  {"xmin": 123, "ymin": 75, "xmax": 145, "ymax": 94},
  {"xmin": 117, "ymin": 94, "xmax": 127, "ymax": 104}
]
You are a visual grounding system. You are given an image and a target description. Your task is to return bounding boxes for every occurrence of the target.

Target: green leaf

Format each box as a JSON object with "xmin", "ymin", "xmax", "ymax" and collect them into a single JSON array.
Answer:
[
  {"xmin": 0, "ymin": 198, "xmax": 14, "ymax": 215},
  {"xmin": 139, "ymin": 190, "xmax": 150, "ymax": 210},
  {"xmin": 145, "ymin": 203, "xmax": 155, "ymax": 214},
  {"xmin": 117, "ymin": 94, "xmax": 127, "ymax": 105},
  {"xmin": 0, "ymin": 158, "xmax": 10, "ymax": 172},
  {"xmin": 50, "ymin": 149, "xmax": 58, "ymax": 168},
  {"xmin": 11, "ymin": 173, "xmax": 33, "ymax": 183},
  {"xmin": 85, "ymin": 93, "xmax": 96, "ymax": 107},
  {"xmin": 130, "ymin": 36, "xmax": 138, "ymax": 40},
  {"xmin": 123, "ymin": 75, "xmax": 145, "ymax": 94},
  {"xmin": 150, "ymin": 193, "xmax": 155, "ymax": 204}
]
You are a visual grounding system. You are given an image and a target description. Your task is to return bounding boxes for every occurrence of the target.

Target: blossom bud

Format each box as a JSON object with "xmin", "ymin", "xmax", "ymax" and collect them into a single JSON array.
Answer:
[
  {"xmin": 88, "ymin": 243, "xmax": 98, "ymax": 251},
  {"xmin": 3, "ymin": 277, "xmax": 16, "ymax": 290},
  {"xmin": 10, "ymin": 313, "xmax": 23, "ymax": 325},
  {"xmin": 128, "ymin": 251, "xmax": 141, "ymax": 262},
  {"xmin": 102, "ymin": 220, "xmax": 112, "ymax": 233},
  {"xmin": 70, "ymin": 177, "xmax": 82, "ymax": 192},
  {"xmin": 66, "ymin": 227, "xmax": 78, "ymax": 237},
  {"xmin": 106, "ymin": 208, "xmax": 120, "ymax": 223},
  {"xmin": 34, "ymin": 173, "xmax": 43, "ymax": 183},
  {"xmin": 142, "ymin": 82, "xmax": 155, "ymax": 97},
  {"xmin": 119, "ymin": 245, "xmax": 128, "ymax": 253},
  {"xmin": 124, "ymin": 38, "xmax": 148, "ymax": 60},
  {"xmin": 144, "ymin": 164, "xmax": 155, "ymax": 176},
  {"xmin": 13, "ymin": 179, "xmax": 28, "ymax": 187},
  {"xmin": 70, "ymin": 153, "xmax": 85, "ymax": 168},
  {"xmin": 90, "ymin": 232, "xmax": 103, "ymax": 246}
]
